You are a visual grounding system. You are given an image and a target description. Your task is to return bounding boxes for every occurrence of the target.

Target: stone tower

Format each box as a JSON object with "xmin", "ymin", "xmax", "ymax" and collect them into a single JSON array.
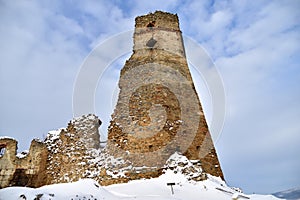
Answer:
[{"xmin": 107, "ymin": 11, "xmax": 223, "ymax": 179}]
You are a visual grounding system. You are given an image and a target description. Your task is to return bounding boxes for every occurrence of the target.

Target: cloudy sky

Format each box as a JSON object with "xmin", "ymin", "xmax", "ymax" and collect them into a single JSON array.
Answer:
[{"xmin": 0, "ymin": 0, "xmax": 299, "ymax": 195}]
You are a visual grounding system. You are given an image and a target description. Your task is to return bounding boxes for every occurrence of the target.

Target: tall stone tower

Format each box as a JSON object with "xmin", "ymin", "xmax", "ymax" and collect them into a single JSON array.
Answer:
[{"xmin": 107, "ymin": 11, "xmax": 223, "ymax": 179}]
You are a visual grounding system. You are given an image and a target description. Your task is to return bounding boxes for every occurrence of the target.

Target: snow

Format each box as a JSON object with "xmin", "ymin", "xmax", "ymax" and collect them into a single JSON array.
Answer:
[
  {"xmin": 0, "ymin": 171, "xmax": 281, "ymax": 200},
  {"xmin": 0, "ymin": 151, "xmax": 281, "ymax": 199},
  {"xmin": 0, "ymin": 132, "xmax": 283, "ymax": 200},
  {"xmin": 0, "ymin": 136, "xmax": 15, "ymax": 140},
  {"xmin": 16, "ymin": 150, "xmax": 29, "ymax": 159},
  {"xmin": 45, "ymin": 129, "xmax": 63, "ymax": 147},
  {"xmin": 0, "ymin": 179, "xmax": 116, "ymax": 200}
]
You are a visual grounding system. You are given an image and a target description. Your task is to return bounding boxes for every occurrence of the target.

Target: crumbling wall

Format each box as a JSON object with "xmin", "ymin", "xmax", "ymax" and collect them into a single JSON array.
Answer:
[
  {"xmin": 44, "ymin": 114, "xmax": 101, "ymax": 184},
  {"xmin": 42, "ymin": 114, "xmax": 163, "ymax": 186},
  {"xmin": 0, "ymin": 138, "xmax": 17, "ymax": 188},
  {"xmin": 0, "ymin": 115, "xmax": 102, "ymax": 188},
  {"xmin": 135, "ymin": 11, "xmax": 180, "ymax": 30},
  {"xmin": 0, "ymin": 138, "xmax": 47, "ymax": 188}
]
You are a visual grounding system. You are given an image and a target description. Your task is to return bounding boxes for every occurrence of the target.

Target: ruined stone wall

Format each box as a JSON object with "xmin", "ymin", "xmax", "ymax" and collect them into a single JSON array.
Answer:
[
  {"xmin": 42, "ymin": 114, "xmax": 164, "ymax": 186},
  {"xmin": 0, "ymin": 138, "xmax": 47, "ymax": 188},
  {"xmin": 0, "ymin": 114, "xmax": 161, "ymax": 188},
  {"xmin": 0, "ymin": 114, "xmax": 102, "ymax": 188},
  {"xmin": 44, "ymin": 114, "xmax": 101, "ymax": 184}
]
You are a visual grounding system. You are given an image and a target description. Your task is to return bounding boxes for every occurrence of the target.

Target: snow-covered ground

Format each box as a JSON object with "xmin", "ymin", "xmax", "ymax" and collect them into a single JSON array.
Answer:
[{"xmin": 0, "ymin": 170, "xmax": 281, "ymax": 200}]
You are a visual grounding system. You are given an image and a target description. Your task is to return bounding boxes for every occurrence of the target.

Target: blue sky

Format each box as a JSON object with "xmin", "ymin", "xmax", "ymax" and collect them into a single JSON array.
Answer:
[{"xmin": 0, "ymin": 0, "xmax": 300, "ymax": 194}]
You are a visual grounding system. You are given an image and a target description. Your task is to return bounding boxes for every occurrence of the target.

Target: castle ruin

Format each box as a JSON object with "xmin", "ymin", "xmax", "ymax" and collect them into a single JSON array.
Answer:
[{"xmin": 0, "ymin": 11, "xmax": 223, "ymax": 189}]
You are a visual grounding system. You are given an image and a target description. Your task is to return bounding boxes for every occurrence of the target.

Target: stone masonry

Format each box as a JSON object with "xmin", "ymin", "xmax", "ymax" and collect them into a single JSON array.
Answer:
[
  {"xmin": 107, "ymin": 11, "xmax": 223, "ymax": 178},
  {"xmin": 0, "ymin": 138, "xmax": 47, "ymax": 188}
]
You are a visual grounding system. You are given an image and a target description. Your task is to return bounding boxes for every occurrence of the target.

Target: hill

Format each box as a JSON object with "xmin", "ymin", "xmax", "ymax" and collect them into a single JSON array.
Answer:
[{"xmin": 273, "ymin": 187, "xmax": 300, "ymax": 200}]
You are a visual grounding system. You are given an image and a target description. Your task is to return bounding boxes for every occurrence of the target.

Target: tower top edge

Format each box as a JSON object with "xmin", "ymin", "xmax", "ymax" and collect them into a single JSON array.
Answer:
[{"xmin": 135, "ymin": 11, "xmax": 180, "ymax": 30}]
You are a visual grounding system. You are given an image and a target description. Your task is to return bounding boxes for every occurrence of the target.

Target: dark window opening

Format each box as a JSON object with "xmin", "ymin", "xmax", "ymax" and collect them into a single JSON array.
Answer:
[
  {"xmin": 196, "ymin": 146, "xmax": 200, "ymax": 150},
  {"xmin": 146, "ymin": 21, "xmax": 156, "ymax": 28},
  {"xmin": 146, "ymin": 37, "xmax": 157, "ymax": 48},
  {"xmin": 0, "ymin": 145, "xmax": 6, "ymax": 157},
  {"xmin": 11, "ymin": 169, "xmax": 29, "ymax": 186},
  {"xmin": 149, "ymin": 145, "xmax": 153, "ymax": 150}
]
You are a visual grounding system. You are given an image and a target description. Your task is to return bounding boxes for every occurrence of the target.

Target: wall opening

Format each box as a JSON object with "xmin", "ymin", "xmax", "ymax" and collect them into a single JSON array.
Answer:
[
  {"xmin": 10, "ymin": 169, "xmax": 29, "ymax": 186},
  {"xmin": 147, "ymin": 21, "xmax": 155, "ymax": 28},
  {"xmin": 0, "ymin": 144, "xmax": 6, "ymax": 157},
  {"xmin": 146, "ymin": 38, "xmax": 157, "ymax": 48},
  {"xmin": 147, "ymin": 21, "xmax": 156, "ymax": 30}
]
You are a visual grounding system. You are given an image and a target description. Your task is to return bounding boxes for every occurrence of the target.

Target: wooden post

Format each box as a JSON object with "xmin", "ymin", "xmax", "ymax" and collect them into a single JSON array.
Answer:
[{"xmin": 167, "ymin": 183, "xmax": 176, "ymax": 195}]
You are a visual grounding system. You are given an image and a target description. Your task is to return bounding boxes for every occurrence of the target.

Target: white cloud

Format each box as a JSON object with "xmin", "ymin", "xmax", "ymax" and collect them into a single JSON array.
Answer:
[
  {"xmin": 227, "ymin": 2, "xmax": 299, "ymax": 53},
  {"xmin": 204, "ymin": 0, "xmax": 300, "ymax": 193}
]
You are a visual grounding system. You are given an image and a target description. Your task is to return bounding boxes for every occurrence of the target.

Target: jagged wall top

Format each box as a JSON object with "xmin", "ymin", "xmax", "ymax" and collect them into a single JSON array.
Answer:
[{"xmin": 135, "ymin": 11, "xmax": 180, "ymax": 30}]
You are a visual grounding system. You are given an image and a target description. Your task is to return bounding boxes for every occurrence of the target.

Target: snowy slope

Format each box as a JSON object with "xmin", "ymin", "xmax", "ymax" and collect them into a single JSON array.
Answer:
[
  {"xmin": 106, "ymin": 170, "xmax": 280, "ymax": 200},
  {"xmin": 0, "ymin": 170, "xmax": 280, "ymax": 200}
]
